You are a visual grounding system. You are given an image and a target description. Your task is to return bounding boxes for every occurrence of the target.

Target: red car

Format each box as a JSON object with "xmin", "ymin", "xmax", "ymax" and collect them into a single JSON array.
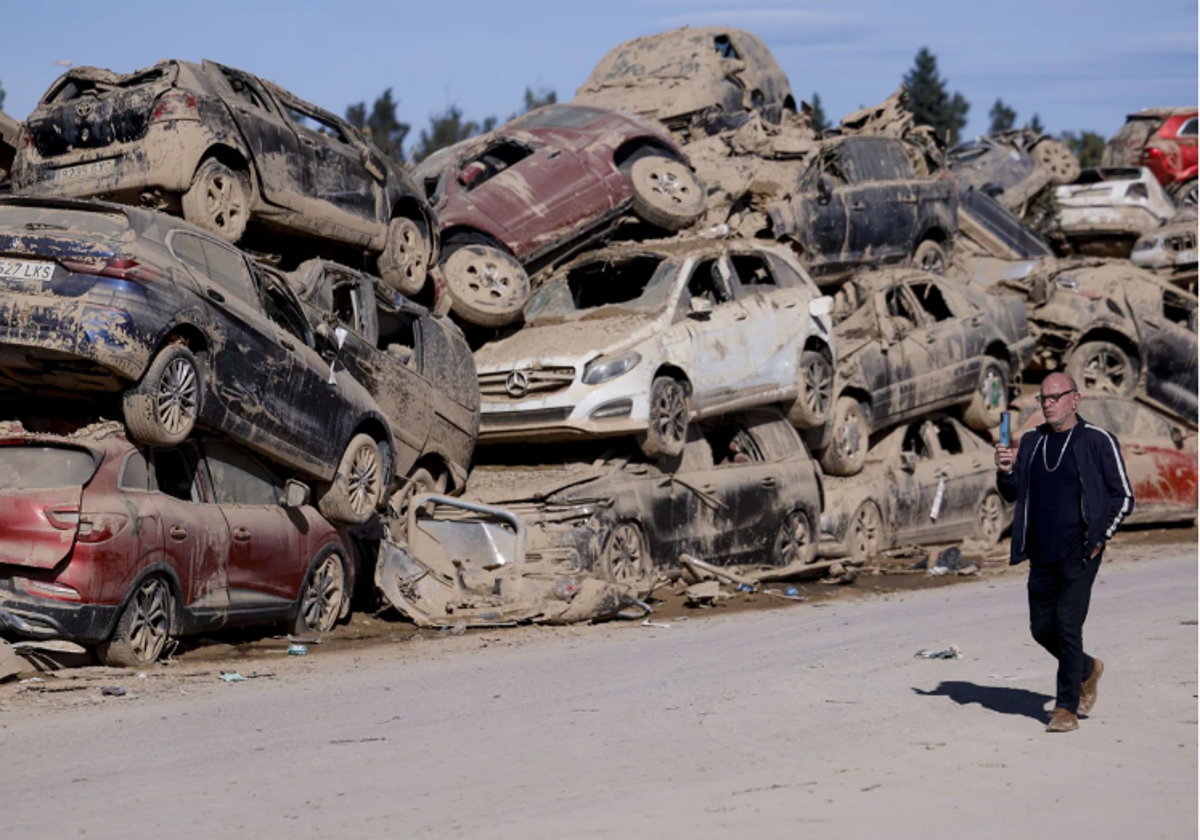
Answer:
[
  {"xmin": 412, "ymin": 104, "xmax": 705, "ymax": 327},
  {"xmin": 0, "ymin": 423, "xmax": 354, "ymax": 666},
  {"xmin": 1104, "ymin": 108, "xmax": 1198, "ymax": 206}
]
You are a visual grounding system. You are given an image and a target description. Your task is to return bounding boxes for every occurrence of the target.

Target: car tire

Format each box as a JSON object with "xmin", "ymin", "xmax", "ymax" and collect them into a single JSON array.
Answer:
[
  {"xmin": 846, "ymin": 500, "xmax": 886, "ymax": 563},
  {"xmin": 774, "ymin": 509, "xmax": 816, "ymax": 566},
  {"xmin": 181, "ymin": 158, "xmax": 251, "ymax": 243},
  {"xmin": 377, "ymin": 217, "xmax": 430, "ymax": 296},
  {"xmin": 962, "ymin": 358, "xmax": 1010, "ymax": 431},
  {"xmin": 97, "ymin": 576, "xmax": 174, "ymax": 667},
  {"xmin": 599, "ymin": 521, "xmax": 652, "ymax": 584},
  {"xmin": 974, "ymin": 492, "xmax": 1004, "ymax": 549},
  {"xmin": 626, "ymin": 154, "xmax": 706, "ymax": 231},
  {"xmin": 290, "ymin": 548, "xmax": 347, "ymax": 636},
  {"xmin": 639, "ymin": 377, "xmax": 689, "ymax": 459},
  {"xmin": 1032, "ymin": 138, "xmax": 1081, "ymax": 186},
  {"xmin": 1174, "ymin": 179, "xmax": 1198, "ymax": 208},
  {"xmin": 1066, "ymin": 341, "xmax": 1137, "ymax": 397},
  {"xmin": 317, "ymin": 434, "xmax": 385, "ymax": 525},
  {"xmin": 819, "ymin": 396, "xmax": 869, "ymax": 477},
  {"xmin": 123, "ymin": 343, "xmax": 202, "ymax": 447},
  {"xmin": 788, "ymin": 350, "xmax": 833, "ymax": 429},
  {"xmin": 913, "ymin": 239, "xmax": 947, "ymax": 274},
  {"xmin": 440, "ymin": 241, "xmax": 530, "ymax": 327}
]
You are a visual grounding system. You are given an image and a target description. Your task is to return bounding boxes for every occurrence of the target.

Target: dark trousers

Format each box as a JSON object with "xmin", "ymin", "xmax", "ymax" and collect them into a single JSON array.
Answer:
[{"xmin": 1027, "ymin": 555, "xmax": 1100, "ymax": 714}]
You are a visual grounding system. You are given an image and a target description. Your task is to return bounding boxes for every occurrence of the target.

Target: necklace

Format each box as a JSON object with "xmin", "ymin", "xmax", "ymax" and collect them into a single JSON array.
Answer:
[{"xmin": 1042, "ymin": 426, "xmax": 1075, "ymax": 472}]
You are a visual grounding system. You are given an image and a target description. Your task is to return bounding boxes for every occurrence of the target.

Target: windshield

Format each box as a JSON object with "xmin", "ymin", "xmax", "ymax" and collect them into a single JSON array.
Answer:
[{"xmin": 525, "ymin": 255, "xmax": 676, "ymax": 324}]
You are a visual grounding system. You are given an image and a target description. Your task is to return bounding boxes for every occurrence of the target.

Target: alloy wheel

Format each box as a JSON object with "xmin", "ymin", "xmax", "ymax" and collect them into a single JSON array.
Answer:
[{"xmin": 155, "ymin": 356, "xmax": 198, "ymax": 436}]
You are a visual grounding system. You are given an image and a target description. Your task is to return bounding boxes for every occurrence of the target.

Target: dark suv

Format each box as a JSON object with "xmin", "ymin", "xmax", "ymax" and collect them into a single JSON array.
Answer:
[
  {"xmin": 765, "ymin": 136, "xmax": 957, "ymax": 282},
  {"xmin": 12, "ymin": 60, "xmax": 438, "ymax": 298}
]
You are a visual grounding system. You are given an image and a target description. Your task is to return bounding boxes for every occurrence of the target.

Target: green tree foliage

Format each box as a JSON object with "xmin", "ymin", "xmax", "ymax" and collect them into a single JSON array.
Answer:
[
  {"xmin": 1028, "ymin": 113, "xmax": 1045, "ymax": 135},
  {"xmin": 903, "ymin": 47, "xmax": 970, "ymax": 145},
  {"xmin": 0, "ymin": 80, "xmax": 6, "ymax": 111},
  {"xmin": 988, "ymin": 98, "xmax": 1016, "ymax": 134},
  {"xmin": 345, "ymin": 88, "xmax": 410, "ymax": 160},
  {"xmin": 413, "ymin": 105, "xmax": 498, "ymax": 163},
  {"xmin": 520, "ymin": 86, "xmax": 557, "ymax": 114},
  {"xmin": 1060, "ymin": 130, "xmax": 1105, "ymax": 168},
  {"xmin": 809, "ymin": 92, "xmax": 829, "ymax": 133}
]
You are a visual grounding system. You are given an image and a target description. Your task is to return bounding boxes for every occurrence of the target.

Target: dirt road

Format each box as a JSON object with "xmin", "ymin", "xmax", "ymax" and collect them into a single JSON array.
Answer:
[{"xmin": 1, "ymin": 548, "xmax": 1195, "ymax": 839}]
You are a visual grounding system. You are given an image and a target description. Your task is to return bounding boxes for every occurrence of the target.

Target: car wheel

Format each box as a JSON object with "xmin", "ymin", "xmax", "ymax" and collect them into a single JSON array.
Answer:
[
  {"xmin": 626, "ymin": 155, "xmax": 706, "ymax": 231},
  {"xmin": 181, "ymin": 158, "xmax": 251, "ymax": 243},
  {"xmin": 788, "ymin": 349, "xmax": 833, "ymax": 429},
  {"xmin": 639, "ymin": 377, "xmax": 689, "ymax": 459},
  {"xmin": 913, "ymin": 240, "xmax": 947, "ymax": 274},
  {"xmin": 962, "ymin": 358, "xmax": 1010, "ymax": 431},
  {"xmin": 440, "ymin": 241, "xmax": 530, "ymax": 327},
  {"xmin": 318, "ymin": 434, "xmax": 385, "ymax": 525},
  {"xmin": 1066, "ymin": 341, "xmax": 1137, "ymax": 397},
  {"xmin": 819, "ymin": 396, "xmax": 869, "ymax": 477},
  {"xmin": 774, "ymin": 509, "xmax": 815, "ymax": 566},
  {"xmin": 97, "ymin": 576, "xmax": 173, "ymax": 667},
  {"xmin": 847, "ymin": 501, "xmax": 886, "ymax": 563},
  {"xmin": 974, "ymin": 492, "xmax": 1004, "ymax": 548},
  {"xmin": 600, "ymin": 522, "xmax": 651, "ymax": 584},
  {"xmin": 123, "ymin": 343, "xmax": 202, "ymax": 447},
  {"xmin": 291, "ymin": 549, "xmax": 347, "ymax": 635},
  {"xmin": 1032, "ymin": 138, "xmax": 1081, "ymax": 186},
  {"xmin": 1175, "ymin": 179, "xmax": 1198, "ymax": 208},
  {"xmin": 377, "ymin": 217, "xmax": 430, "ymax": 296}
]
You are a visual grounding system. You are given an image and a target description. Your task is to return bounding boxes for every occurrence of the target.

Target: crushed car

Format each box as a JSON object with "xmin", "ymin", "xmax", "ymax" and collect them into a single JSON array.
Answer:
[
  {"xmin": 1103, "ymin": 107, "xmax": 1197, "ymax": 206},
  {"xmin": 572, "ymin": 26, "xmax": 794, "ymax": 138},
  {"xmin": 818, "ymin": 414, "xmax": 1010, "ymax": 561},
  {"xmin": 821, "ymin": 268, "xmax": 1033, "ymax": 476},
  {"xmin": 0, "ymin": 421, "xmax": 354, "ymax": 666},
  {"xmin": 1012, "ymin": 394, "xmax": 1196, "ymax": 526},
  {"xmin": 11, "ymin": 60, "xmax": 438, "ymax": 296},
  {"xmin": 412, "ymin": 104, "xmax": 705, "ymax": 327},
  {"xmin": 472, "ymin": 239, "xmax": 835, "ymax": 459},
  {"xmin": 0, "ymin": 197, "xmax": 394, "ymax": 523},
  {"xmin": 954, "ymin": 184, "xmax": 1056, "ymax": 261},
  {"xmin": 1051, "ymin": 166, "xmax": 1176, "ymax": 257},
  {"xmin": 947, "ymin": 129, "xmax": 1080, "ymax": 215},
  {"xmin": 1131, "ymin": 207, "xmax": 1197, "ymax": 292}
]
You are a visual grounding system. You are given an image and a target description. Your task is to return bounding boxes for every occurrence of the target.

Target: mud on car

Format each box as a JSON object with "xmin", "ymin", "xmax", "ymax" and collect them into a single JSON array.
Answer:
[
  {"xmin": 472, "ymin": 239, "xmax": 835, "ymax": 460},
  {"xmin": 0, "ymin": 422, "xmax": 354, "ymax": 666},
  {"xmin": 947, "ymin": 129, "xmax": 1080, "ymax": 215},
  {"xmin": 820, "ymin": 268, "xmax": 1034, "ymax": 476},
  {"xmin": 1103, "ymin": 107, "xmax": 1198, "ymax": 206},
  {"xmin": 11, "ymin": 60, "xmax": 437, "ymax": 297},
  {"xmin": 411, "ymin": 104, "xmax": 705, "ymax": 327},
  {"xmin": 0, "ymin": 198, "xmax": 394, "ymax": 523}
]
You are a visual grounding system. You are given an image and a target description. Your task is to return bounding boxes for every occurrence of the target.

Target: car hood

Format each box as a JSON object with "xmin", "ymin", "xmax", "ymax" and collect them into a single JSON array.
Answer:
[
  {"xmin": 474, "ymin": 313, "xmax": 660, "ymax": 371},
  {"xmin": 574, "ymin": 79, "xmax": 721, "ymax": 124}
]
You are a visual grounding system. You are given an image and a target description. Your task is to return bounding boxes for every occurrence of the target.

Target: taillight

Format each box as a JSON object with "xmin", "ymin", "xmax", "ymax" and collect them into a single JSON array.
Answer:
[
  {"xmin": 150, "ymin": 90, "xmax": 200, "ymax": 124},
  {"xmin": 15, "ymin": 578, "xmax": 82, "ymax": 602},
  {"xmin": 43, "ymin": 505, "xmax": 80, "ymax": 530},
  {"xmin": 76, "ymin": 512, "xmax": 129, "ymax": 543},
  {"xmin": 1143, "ymin": 147, "xmax": 1165, "ymax": 162},
  {"xmin": 60, "ymin": 255, "xmax": 165, "ymax": 284}
]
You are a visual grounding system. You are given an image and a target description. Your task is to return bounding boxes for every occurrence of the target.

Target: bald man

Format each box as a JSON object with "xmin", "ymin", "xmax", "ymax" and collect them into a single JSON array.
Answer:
[{"xmin": 995, "ymin": 373, "xmax": 1134, "ymax": 733}]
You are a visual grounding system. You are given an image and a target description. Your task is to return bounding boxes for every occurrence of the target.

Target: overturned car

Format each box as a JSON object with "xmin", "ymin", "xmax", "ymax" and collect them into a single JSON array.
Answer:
[{"xmin": 947, "ymin": 129, "xmax": 1079, "ymax": 215}]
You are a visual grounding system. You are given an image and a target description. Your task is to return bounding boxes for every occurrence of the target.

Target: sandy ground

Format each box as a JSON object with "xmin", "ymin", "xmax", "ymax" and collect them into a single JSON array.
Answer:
[{"xmin": 0, "ymin": 535, "xmax": 1195, "ymax": 839}]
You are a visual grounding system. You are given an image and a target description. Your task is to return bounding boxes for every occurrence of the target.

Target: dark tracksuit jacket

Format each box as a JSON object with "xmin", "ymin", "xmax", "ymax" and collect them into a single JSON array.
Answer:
[{"xmin": 997, "ymin": 416, "xmax": 1135, "ymax": 565}]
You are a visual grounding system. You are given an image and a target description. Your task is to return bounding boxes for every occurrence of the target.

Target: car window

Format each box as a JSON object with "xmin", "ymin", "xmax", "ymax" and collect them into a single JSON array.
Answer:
[
  {"xmin": 729, "ymin": 254, "xmax": 778, "ymax": 295},
  {"xmin": 908, "ymin": 281, "xmax": 955, "ymax": 322},
  {"xmin": 171, "ymin": 231, "xmax": 257, "ymax": 305},
  {"xmin": 763, "ymin": 254, "xmax": 802, "ymax": 289},
  {"xmin": 686, "ymin": 258, "xmax": 733, "ymax": 306},
  {"xmin": 152, "ymin": 448, "xmax": 202, "ymax": 503},
  {"xmin": 284, "ymin": 101, "xmax": 352, "ymax": 145},
  {"xmin": 119, "ymin": 449, "xmax": 152, "ymax": 492},
  {"xmin": 885, "ymin": 286, "xmax": 922, "ymax": 330},
  {"xmin": 676, "ymin": 428, "xmax": 715, "ymax": 472},
  {"xmin": 705, "ymin": 419, "xmax": 765, "ymax": 467},
  {"xmin": 1180, "ymin": 118, "xmax": 1198, "ymax": 137},
  {"xmin": 839, "ymin": 138, "xmax": 908, "ymax": 183},
  {"xmin": 262, "ymin": 281, "xmax": 313, "ymax": 346},
  {"xmin": 931, "ymin": 419, "xmax": 963, "ymax": 455},
  {"xmin": 221, "ymin": 70, "xmax": 269, "ymax": 111},
  {"xmin": 713, "ymin": 34, "xmax": 739, "ymax": 59},
  {"xmin": 525, "ymin": 255, "xmax": 676, "ymax": 324},
  {"xmin": 0, "ymin": 445, "xmax": 98, "ymax": 490},
  {"xmin": 901, "ymin": 422, "xmax": 938, "ymax": 461},
  {"xmin": 202, "ymin": 442, "xmax": 281, "ymax": 506},
  {"xmin": 460, "ymin": 141, "xmax": 535, "ymax": 190},
  {"xmin": 331, "ymin": 274, "xmax": 369, "ymax": 336}
]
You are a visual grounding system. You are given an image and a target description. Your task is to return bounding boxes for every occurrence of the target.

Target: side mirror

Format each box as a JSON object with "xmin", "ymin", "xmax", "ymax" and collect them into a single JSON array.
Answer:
[
  {"xmin": 689, "ymin": 297, "xmax": 714, "ymax": 318},
  {"xmin": 284, "ymin": 479, "xmax": 311, "ymax": 508},
  {"xmin": 808, "ymin": 296, "xmax": 833, "ymax": 318},
  {"xmin": 360, "ymin": 146, "xmax": 386, "ymax": 182},
  {"xmin": 899, "ymin": 451, "xmax": 918, "ymax": 473}
]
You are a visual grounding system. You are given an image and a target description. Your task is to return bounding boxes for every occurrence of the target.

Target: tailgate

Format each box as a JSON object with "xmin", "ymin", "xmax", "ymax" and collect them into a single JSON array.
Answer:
[{"xmin": 0, "ymin": 444, "xmax": 98, "ymax": 568}]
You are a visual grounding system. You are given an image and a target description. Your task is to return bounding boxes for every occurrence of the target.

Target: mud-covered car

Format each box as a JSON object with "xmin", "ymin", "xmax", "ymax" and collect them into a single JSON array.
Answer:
[
  {"xmin": 1012, "ymin": 395, "xmax": 1196, "ymax": 526},
  {"xmin": 11, "ymin": 60, "xmax": 437, "ymax": 296},
  {"xmin": 473, "ymin": 239, "xmax": 835, "ymax": 459},
  {"xmin": 1052, "ymin": 167, "xmax": 1176, "ymax": 257},
  {"xmin": 954, "ymin": 185, "xmax": 1055, "ymax": 261},
  {"xmin": 818, "ymin": 415, "xmax": 1009, "ymax": 561},
  {"xmin": 947, "ymin": 129, "xmax": 1079, "ymax": 214},
  {"xmin": 0, "ymin": 110, "xmax": 18, "ymax": 185},
  {"xmin": 1131, "ymin": 207, "xmax": 1197, "ymax": 291},
  {"xmin": 0, "ymin": 198, "xmax": 393, "ymax": 523},
  {"xmin": 765, "ymin": 135, "xmax": 957, "ymax": 281},
  {"xmin": 820, "ymin": 269, "xmax": 1033, "ymax": 476},
  {"xmin": 275, "ymin": 258, "xmax": 479, "ymax": 499},
  {"xmin": 0, "ymin": 422, "xmax": 354, "ymax": 666},
  {"xmin": 573, "ymin": 26, "xmax": 794, "ymax": 137},
  {"xmin": 412, "ymin": 104, "xmax": 704, "ymax": 327},
  {"xmin": 1103, "ymin": 107, "xmax": 1197, "ymax": 205}
]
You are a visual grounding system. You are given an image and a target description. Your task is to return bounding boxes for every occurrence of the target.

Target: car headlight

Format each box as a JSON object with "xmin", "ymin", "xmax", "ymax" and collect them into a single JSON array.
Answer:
[{"xmin": 582, "ymin": 352, "xmax": 641, "ymax": 385}]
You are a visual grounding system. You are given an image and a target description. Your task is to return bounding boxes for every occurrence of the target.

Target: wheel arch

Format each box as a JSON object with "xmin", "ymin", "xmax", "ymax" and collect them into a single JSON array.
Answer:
[
  {"xmin": 653, "ymin": 364, "xmax": 693, "ymax": 396},
  {"xmin": 193, "ymin": 143, "xmax": 259, "ymax": 198},
  {"xmin": 1071, "ymin": 327, "xmax": 1143, "ymax": 369},
  {"xmin": 613, "ymin": 137, "xmax": 683, "ymax": 171},
  {"xmin": 111, "ymin": 564, "xmax": 185, "ymax": 638}
]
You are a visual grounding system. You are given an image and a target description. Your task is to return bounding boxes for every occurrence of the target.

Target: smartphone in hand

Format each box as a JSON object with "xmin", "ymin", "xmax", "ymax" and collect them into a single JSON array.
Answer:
[{"xmin": 999, "ymin": 411, "xmax": 1012, "ymax": 448}]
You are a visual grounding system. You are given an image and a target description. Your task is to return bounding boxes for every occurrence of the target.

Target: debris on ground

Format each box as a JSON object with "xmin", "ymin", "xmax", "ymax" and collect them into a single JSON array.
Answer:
[
  {"xmin": 914, "ymin": 646, "xmax": 963, "ymax": 660},
  {"xmin": 100, "ymin": 686, "xmax": 126, "ymax": 697},
  {"xmin": 683, "ymin": 580, "xmax": 731, "ymax": 608}
]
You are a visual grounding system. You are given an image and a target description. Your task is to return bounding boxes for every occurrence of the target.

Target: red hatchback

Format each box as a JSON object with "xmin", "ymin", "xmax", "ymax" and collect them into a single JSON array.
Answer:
[
  {"xmin": 1104, "ymin": 108, "xmax": 1198, "ymax": 206},
  {"xmin": 0, "ymin": 422, "xmax": 354, "ymax": 666}
]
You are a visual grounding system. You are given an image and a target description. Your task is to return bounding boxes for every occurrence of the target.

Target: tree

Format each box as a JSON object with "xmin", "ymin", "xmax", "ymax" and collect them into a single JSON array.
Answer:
[
  {"xmin": 345, "ymin": 88, "xmax": 410, "ymax": 161},
  {"xmin": 413, "ymin": 105, "xmax": 497, "ymax": 163},
  {"xmin": 1060, "ymin": 130, "xmax": 1105, "ymax": 168},
  {"xmin": 0, "ymin": 80, "xmax": 6, "ymax": 111},
  {"xmin": 1028, "ymin": 113, "xmax": 1044, "ymax": 135},
  {"xmin": 809, "ymin": 92, "xmax": 829, "ymax": 133},
  {"xmin": 903, "ymin": 47, "xmax": 970, "ymax": 145},
  {"xmin": 988, "ymin": 98, "xmax": 1016, "ymax": 134},
  {"xmin": 520, "ymin": 86, "xmax": 556, "ymax": 114}
]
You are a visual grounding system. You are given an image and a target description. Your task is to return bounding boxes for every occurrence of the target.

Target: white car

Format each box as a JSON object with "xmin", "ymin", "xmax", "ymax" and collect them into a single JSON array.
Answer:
[
  {"xmin": 473, "ymin": 239, "xmax": 836, "ymax": 458},
  {"xmin": 1054, "ymin": 166, "xmax": 1176, "ymax": 255}
]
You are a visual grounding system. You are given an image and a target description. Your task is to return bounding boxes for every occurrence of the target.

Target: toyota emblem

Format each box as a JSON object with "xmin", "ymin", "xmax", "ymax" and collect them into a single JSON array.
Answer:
[
  {"xmin": 76, "ymin": 102, "xmax": 93, "ymax": 117},
  {"xmin": 504, "ymin": 370, "xmax": 530, "ymax": 398}
]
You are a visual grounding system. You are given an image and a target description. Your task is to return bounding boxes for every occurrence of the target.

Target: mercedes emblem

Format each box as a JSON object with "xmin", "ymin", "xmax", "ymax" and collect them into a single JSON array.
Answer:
[{"xmin": 504, "ymin": 370, "xmax": 530, "ymax": 398}]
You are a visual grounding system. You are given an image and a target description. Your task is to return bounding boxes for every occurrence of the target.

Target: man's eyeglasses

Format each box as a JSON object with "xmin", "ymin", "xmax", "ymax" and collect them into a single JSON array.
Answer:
[{"xmin": 1036, "ymin": 389, "xmax": 1077, "ymax": 406}]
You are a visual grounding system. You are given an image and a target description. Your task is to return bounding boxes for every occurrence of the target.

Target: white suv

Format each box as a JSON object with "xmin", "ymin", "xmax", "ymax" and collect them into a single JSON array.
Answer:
[{"xmin": 473, "ymin": 239, "xmax": 836, "ymax": 458}]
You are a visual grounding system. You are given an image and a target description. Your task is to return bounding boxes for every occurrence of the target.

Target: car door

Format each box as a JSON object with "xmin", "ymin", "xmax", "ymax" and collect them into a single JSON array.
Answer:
[
  {"xmin": 790, "ymin": 157, "xmax": 848, "ymax": 275},
  {"xmin": 891, "ymin": 421, "xmax": 949, "ymax": 542},
  {"xmin": 679, "ymin": 255, "xmax": 757, "ymax": 413},
  {"xmin": 1130, "ymin": 405, "xmax": 1198, "ymax": 516},
  {"xmin": 726, "ymin": 252, "xmax": 796, "ymax": 393},
  {"xmin": 1141, "ymin": 286, "xmax": 1197, "ymax": 424},
  {"xmin": 839, "ymin": 138, "xmax": 918, "ymax": 264},
  {"xmin": 903, "ymin": 278, "xmax": 974, "ymax": 402},
  {"xmin": 927, "ymin": 418, "xmax": 995, "ymax": 538},
  {"xmin": 875, "ymin": 285, "xmax": 941, "ymax": 423}
]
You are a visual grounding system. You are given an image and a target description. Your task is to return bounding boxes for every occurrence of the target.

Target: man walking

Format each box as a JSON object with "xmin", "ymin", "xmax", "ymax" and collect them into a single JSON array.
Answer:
[{"xmin": 995, "ymin": 373, "xmax": 1134, "ymax": 732}]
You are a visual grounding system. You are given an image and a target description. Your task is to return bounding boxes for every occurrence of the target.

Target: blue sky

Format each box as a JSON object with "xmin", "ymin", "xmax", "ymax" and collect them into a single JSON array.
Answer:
[{"xmin": 1, "ymin": 0, "xmax": 1195, "ymax": 148}]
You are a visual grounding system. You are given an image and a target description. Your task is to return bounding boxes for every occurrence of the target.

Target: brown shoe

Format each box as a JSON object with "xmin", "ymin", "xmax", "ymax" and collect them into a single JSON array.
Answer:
[
  {"xmin": 1046, "ymin": 707, "xmax": 1079, "ymax": 732},
  {"xmin": 1078, "ymin": 658, "xmax": 1104, "ymax": 716}
]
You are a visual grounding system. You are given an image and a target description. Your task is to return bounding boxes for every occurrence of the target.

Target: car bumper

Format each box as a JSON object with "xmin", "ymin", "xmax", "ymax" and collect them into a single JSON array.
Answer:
[{"xmin": 0, "ymin": 595, "xmax": 117, "ymax": 644}]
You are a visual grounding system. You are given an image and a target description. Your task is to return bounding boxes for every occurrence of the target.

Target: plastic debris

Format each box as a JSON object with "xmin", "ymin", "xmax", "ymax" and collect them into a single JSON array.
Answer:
[
  {"xmin": 220, "ymin": 672, "xmax": 247, "ymax": 683},
  {"xmin": 642, "ymin": 618, "xmax": 672, "ymax": 628},
  {"xmin": 287, "ymin": 644, "xmax": 308, "ymax": 656},
  {"xmin": 914, "ymin": 646, "xmax": 962, "ymax": 660},
  {"xmin": 552, "ymin": 578, "xmax": 580, "ymax": 601},
  {"xmin": 785, "ymin": 587, "xmax": 800, "ymax": 597},
  {"xmin": 101, "ymin": 686, "xmax": 126, "ymax": 697},
  {"xmin": 736, "ymin": 583, "xmax": 757, "ymax": 593}
]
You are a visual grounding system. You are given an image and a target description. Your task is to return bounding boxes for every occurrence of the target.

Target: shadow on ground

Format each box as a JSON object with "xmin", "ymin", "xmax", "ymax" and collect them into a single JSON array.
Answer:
[{"xmin": 913, "ymin": 681, "xmax": 1053, "ymax": 723}]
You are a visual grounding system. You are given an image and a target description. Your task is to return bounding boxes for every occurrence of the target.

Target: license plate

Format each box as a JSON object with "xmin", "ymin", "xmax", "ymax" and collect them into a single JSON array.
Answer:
[
  {"xmin": 54, "ymin": 159, "xmax": 116, "ymax": 183},
  {"xmin": 0, "ymin": 260, "xmax": 55, "ymax": 282}
]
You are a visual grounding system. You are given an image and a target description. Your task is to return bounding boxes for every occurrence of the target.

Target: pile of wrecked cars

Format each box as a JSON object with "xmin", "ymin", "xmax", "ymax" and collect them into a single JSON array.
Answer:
[{"xmin": 1, "ymin": 25, "xmax": 1197, "ymax": 669}]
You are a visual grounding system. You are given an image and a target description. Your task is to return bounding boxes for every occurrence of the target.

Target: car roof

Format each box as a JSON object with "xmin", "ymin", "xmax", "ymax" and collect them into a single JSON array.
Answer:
[{"xmin": 1126, "ymin": 107, "xmax": 1197, "ymax": 119}]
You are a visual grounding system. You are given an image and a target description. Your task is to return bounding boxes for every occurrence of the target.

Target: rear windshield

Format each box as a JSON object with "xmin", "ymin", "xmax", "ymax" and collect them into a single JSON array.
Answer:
[
  {"xmin": 510, "ymin": 106, "xmax": 606, "ymax": 130},
  {"xmin": 44, "ymin": 68, "xmax": 168, "ymax": 104},
  {"xmin": 0, "ymin": 205, "xmax": 130, "ymax": 238},
  {"xmin": 0, "ymin": 445, "xmax": 99, "ymax": 490}
]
